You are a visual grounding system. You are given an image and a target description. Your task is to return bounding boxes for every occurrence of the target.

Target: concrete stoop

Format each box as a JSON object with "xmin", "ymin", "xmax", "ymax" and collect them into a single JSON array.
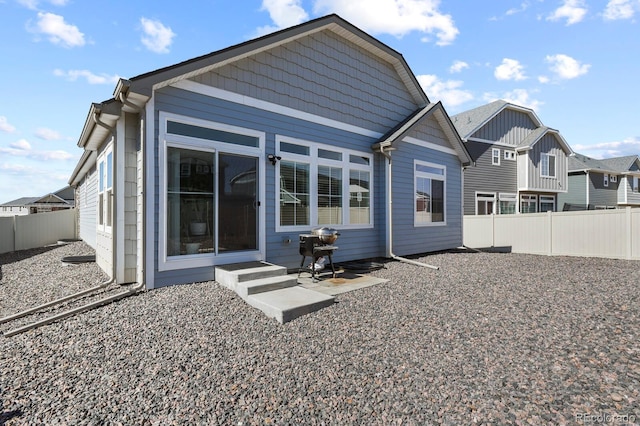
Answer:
[{"xmin": 214, "ymin": 262, "xmax": 335, "ymax": 323}]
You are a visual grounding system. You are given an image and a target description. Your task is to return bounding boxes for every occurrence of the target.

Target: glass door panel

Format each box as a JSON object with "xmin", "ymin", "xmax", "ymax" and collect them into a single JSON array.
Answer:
[{"xmin": 218, "ymin": 153, "xmax": 258, "ymax": 252}]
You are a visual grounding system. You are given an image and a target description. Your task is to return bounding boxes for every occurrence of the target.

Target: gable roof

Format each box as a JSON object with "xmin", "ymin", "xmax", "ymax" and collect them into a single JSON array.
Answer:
[
  {"xmin": 372, "ymin": 102, "xmax": 472, "ymax": 165},
  {"xmin": 451, "ymin": 100, "xmax": 543, "ymax": 140},
  {"xmin": 124, "ymin": 14, "xmax": 428, "ymax": 107},
  {"xmin": 70, "ymin": 14, "xmax": 432, "ymax": 186},
  {"xmin": 569, "ymin": 153, "xmax": 640, "ymax": 174},
  {"xmin": 516, "ymin": 126, "xmax": 573, "ymax": 154},
  {"xmin": 1, "ymin": 186, "xmax": 74, "ymax": 207}
]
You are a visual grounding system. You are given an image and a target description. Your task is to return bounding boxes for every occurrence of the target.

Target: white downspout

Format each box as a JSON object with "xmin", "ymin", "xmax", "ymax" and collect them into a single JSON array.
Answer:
[{"xmin": 378, "ymin": 146, "xmax": 439, "ymax": 270}]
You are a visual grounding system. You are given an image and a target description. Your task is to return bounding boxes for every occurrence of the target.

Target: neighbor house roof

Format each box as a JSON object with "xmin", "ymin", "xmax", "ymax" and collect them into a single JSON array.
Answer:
[
  {"xmin": 1, "ymin": 186, "xmax": 74, "ymax": 208},
  {"xmin": 451, "ymin": 100, "xmax": 543, "ymax": 140},
  {"xmin": 569, "ymin": 153, "xmax": 640, "ymax": 174}
]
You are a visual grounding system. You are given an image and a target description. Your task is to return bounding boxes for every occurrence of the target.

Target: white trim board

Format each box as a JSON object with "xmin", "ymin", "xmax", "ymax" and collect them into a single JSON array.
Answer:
[{"xmin": 171, "ymin": 80, "xmax": 459, "ymax": 156}]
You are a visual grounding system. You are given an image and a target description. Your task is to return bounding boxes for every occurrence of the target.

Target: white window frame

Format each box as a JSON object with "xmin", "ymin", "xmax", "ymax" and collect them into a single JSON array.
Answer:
[
  {"xmin": 610, "ymin": 174, "xmax": 617, "ymax": 183},
  {"xmin": 275, "ymin": 135, "xmax": 374, "ymax": 233},
  {"xmin": 492, "ymin": 148, "xmax": 500, "ymax": 165},
  {"xmin": 503, "ymin": 150, "xmax": 516, "ymax": 161},
  {"xmin": 157, "ymin": 112, "xmax": 266, "ymax": 272},
  {"xmin": 520, "ymin": 194, "xmax": 538, "ymax": 213},
  {"xmin": 604, "ymin": 173, "xmax": 609, "ymax": 187},
  {"xmin": 498, "ymin": 193, "xmax": 516, "ymax": 214},
  {"xmin": 540, "ymin": 153, "xmax": 556, "ymax": 178},
  {"xmin": 633, "ymin": 176, "xmax": 639, "ymax": 192},
  {"xmin": 539, "ymin": 195, "xmax": 555, "ymax": 212},
  {"xmin": 97, "ymin": 143, "xmax": 113, "ymax": 233},
  {"xmin": 475, "ymin": 192, "xmax": 496, "ymax": 215},
  {"xmin": 414, "ymin": 160, "xmax": 447, "ymax": 226}
]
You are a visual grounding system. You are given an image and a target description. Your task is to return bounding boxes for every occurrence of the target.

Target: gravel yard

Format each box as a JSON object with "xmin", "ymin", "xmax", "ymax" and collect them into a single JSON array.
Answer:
[{"xmin": 1, "ymin": 242, "xmax": 639, "ymax": 424}]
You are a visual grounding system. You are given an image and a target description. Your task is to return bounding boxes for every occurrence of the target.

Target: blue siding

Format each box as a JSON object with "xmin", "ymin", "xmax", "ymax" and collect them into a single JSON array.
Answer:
[{"xmin": 390, "ymin": 144, "xmax": 463, "ymax": 255}]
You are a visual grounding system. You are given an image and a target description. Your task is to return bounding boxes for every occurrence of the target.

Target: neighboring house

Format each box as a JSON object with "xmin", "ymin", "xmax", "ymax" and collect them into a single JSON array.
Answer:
[
  {"xmin": 67, "ymin": 14, "xmax": 472, "ymax": 289},
  {"xmin": 557, "ymin": 153, "xmax": 640, "ymax": 210},
  {"xmin": 452, "ymin": 100, "xmax": 573, "ymax": 215},
  {"xmin": 0, "ymin": 186, "xmax": 75, "ymax": 217}
]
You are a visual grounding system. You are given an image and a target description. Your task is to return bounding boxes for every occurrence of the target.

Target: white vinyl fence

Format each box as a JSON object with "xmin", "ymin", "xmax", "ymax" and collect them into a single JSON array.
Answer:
[
  {"xmin": 464, "ymin": 207, "xmax": 640, "ymax": 260},
  {"xmin": 0, "ymin": 209, "xmax": 77, "ymax": 254}
]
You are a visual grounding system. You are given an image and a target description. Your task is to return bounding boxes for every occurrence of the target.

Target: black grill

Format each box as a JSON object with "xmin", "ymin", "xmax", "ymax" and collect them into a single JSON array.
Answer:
[{"xmin": 298, "ymin": 234, "xmax": 338, "ymax": 281}]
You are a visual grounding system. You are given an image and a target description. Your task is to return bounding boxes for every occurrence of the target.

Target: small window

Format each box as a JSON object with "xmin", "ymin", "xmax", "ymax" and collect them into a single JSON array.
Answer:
[
  {"xmin": 280, "ymin": 142, "xmax": 310, "ymax": 156},
  {"xmin": 541, "ymin": 153, "xmax": 556, "ymax": 178},
  {"xmin": 503, "ymin": 150, "xmax": 515, "ymax": 161},
  {"xmin": 476, "ymin": 192, "xmax": 496, "ymax": 215},
  {"xmin": 520, "ymin": 194, "xmax": 537, "ymax": 213},
  {"xmin": 634, "ymin": 176, "xmax": 639, "ymax": 192},
  {"xmin": 539, "ymin": 195, "xmax": 555, "ymax": 212},
  {"xmin": 604, "ymin": 174, "xmax": 609, "ymax": 187},
  {"xmin": 318, "ymin": 149, "xmax": 342, "ymax": 161},
  {"xmin": 498, "ymin": 193, "xmax": 516, "ymax": 214},
  {"xmin": 492, "ymin": 148, "xmax": 500, "ymax": 165},
  {"xmin": 610, "ymin": 174, "xmax": 617, "ymax": 183}
]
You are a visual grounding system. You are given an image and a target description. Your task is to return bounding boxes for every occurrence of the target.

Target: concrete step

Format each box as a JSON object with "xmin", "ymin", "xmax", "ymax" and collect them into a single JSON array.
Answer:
[
  {"xmin": 215, "ymin": 262, "xmax": 286, "ymax": 291},
  {"xmin": 236, "ymin": 275, "xmax": 299, "ymax": 299},
  {"xmin": 246, "ymin": 286, "xmax": 335, "ymax": 324}
]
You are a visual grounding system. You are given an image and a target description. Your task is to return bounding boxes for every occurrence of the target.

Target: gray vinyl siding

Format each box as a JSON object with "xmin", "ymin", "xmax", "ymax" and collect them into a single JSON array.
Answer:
[
  {"xmin": 462, "ymin": 141, "xmax": 517, "ymax": 215},
  {"xmin": 557, "ymin": 173, "xmax": 588, "ymax": 209},
  {"xmin": 405, "ymin": 117, "xmax": 450, "ymax": 149},
  {"xmin": 191, "ymin": 29, "xmax": 416, "ymax": 136},
  {"xmin": 623, "ymin": 176, "xmax": 640, "ymax": 205},
  {"xmin": 471, "ymin": 109, "xmax": 537, "ymax": 146},
  {"xmin": 588, "ymin": 171, "xmax": 619, "ymax": 207},
  {"xmin": 151, "ymin": 86, "xmax": 390, "ymax": 287},
  {"xmin": 78, "ymin": 167, "xmax": 97, "ymax": 249},
  {"xmin": 391, "ymin": 145, "xmax": 463, "ymax": 254},
  {"xmin": 524, "ymin": 134, "xmax": 567, "ymax": 192}
]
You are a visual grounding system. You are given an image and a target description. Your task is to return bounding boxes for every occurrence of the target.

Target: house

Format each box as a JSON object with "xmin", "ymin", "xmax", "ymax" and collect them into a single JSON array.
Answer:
[
  {"xmin": 68, "ymin": 14, "xmax": 471, "ymax": 289},
  {"xmin": 557, "ymin": 153, "xmax": 640, "ymax": 210},
  {"xmin": 0, "ymin": 186, "xmax": 75, "ymax": 217},
  {"xmin": 452, "ymin": 100, "xmax": 573, "ymax": 215}
]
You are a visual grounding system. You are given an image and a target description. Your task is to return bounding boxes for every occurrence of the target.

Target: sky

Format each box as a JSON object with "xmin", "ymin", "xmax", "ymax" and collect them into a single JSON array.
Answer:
[{"xmin": 0, "ymin": 0, "xmax": 639, "ymax": 203}]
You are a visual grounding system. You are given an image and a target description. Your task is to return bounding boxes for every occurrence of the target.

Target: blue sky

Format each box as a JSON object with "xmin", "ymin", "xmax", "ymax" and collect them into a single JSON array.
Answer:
[{"xmin": 1, "ymin": 0, "xmax": 639, "ymax": 203}]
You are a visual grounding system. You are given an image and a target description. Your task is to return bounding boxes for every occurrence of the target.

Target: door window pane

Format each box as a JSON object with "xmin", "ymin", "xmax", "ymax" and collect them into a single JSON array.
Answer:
[{"xmin": 166, "ymin": 147, "xmax": 214, "ymax": 256}]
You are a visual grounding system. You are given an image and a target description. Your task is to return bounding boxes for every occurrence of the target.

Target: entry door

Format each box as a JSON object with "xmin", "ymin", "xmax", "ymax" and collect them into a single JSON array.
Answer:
[{"xmin": 217, "ymin": 153, "xmax": 258, "ymax": 252}]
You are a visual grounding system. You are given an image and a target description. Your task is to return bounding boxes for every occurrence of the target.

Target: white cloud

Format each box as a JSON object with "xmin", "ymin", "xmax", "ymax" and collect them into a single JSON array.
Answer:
[
  {"xmin": 0, "ymin": 116, "xmax": 16, "ymax": 133},
  {"xmin": 484, "ymin": 89, "xmax": 543, "ymax": 112},
  {"xmin": 35, "ymin": 127, "xmax": 62, "ymax": 140},
  {"xmin": 33, "ymin": 12, "xmax": 85, "ymax": 47},
  {"xmin": 573, "ymin": 137, "xmax": 640, "ymax": 158},
  {"xmin": 538, "ymin": 75, "xmax": 550, "ymax": 84},
  {"xmin": 603, "ymin": 0, "xmax": 639, "ymax": 20},
  {"xmin": 545, "ymin": 54, "xmax": 590, "ymax": 79},
  {"xmin": 256, "ymin": 0, "xmax": 309, "ymax": 35},
  {"xmin": 312, "ymin": 0, "xmax": 459, "ymax": 46},
  {"xmin": 494, "ymin": 58, "xmax": 527, "ymax": 81},
  {"xmin": 140, "ymin": 17, "xmax": 175, "ymax": 54},
  {"xmin": 547, "ymin": 0, "xmax": 588, "ymax": 25},
  {"xmin": 0, "ymin": 138, "xmax": 73, "ymax": 161},
  {"xmin": 449, "ymin": 60, "xmax": 469, "ymax": 73},
  {"xmin": 18, "ymin": 0, "xmax": 69, "ymax": 9},
  {"xmin": 11, "ymin": 139, "xmax": 32, "ymax": 150},
  {"xmin": 416, "ymin": 74, "xmax": 474, "ymax": 108},
  {"xmin": 53, "ymin": 69, "xmax": 120, "ymax": 85},
  {"xmin": 506, "ymin": 2, "xmax": 530, "ymax": 16}
]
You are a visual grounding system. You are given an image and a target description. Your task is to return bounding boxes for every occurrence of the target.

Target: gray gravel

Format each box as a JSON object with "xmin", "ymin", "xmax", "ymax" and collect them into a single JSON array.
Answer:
[{"xmin": 1, "ymin": 242, "xmax": 639, "ymax": 424}]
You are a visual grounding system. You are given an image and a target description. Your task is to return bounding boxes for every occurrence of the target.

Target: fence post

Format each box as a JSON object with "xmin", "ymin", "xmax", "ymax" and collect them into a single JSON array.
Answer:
[
  {"xmin": 626, "ymin": 206, "xmax": 632, "ymax": 260},
  {"xmin": 491, "ymin": 213, "xmax": 495, "ymax": 248},
  {"xmin": 547, "ymin": 210, "xmax": 553, "ymax": 256}
]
